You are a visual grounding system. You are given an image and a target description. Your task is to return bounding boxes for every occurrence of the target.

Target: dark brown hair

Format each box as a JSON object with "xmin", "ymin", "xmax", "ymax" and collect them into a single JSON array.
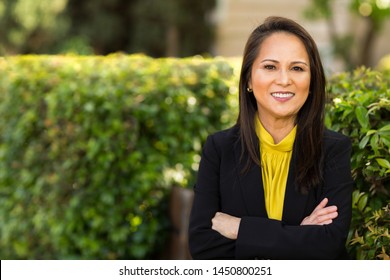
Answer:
[{"xmin": 237, "ymin": 16, "xmax": 326, "ymax": 193}]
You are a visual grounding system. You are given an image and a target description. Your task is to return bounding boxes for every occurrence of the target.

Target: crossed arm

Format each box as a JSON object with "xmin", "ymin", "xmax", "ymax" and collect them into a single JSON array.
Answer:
[{"xmin": 212, "ymin": 197, "xmax": 338, "ymax": 240}]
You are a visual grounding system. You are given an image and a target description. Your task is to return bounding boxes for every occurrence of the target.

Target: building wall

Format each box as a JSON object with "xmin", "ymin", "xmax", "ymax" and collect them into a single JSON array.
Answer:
[{"xmin": 212, "ymin": 0, "xmax": 390, "ymax": 72}]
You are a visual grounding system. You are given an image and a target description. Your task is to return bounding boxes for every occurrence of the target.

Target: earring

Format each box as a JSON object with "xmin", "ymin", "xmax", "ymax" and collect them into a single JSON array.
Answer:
[{"xmin": 247, "ymin": 87, "xmax": 253, "ymax": 92}]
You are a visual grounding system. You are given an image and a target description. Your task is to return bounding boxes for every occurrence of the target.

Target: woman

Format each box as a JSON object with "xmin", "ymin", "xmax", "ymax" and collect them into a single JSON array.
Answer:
[{"xmin": 188, "ymin": 16, "xmax": 353, "ymax": 259}]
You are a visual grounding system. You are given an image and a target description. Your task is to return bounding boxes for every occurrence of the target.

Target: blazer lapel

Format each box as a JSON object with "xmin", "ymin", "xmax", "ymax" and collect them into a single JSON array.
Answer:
[
  {"xmin": 282, "ymin": 151, "xmax": 309, "ymax": 225},
  {"xmin": 233, "ymin": 137, "xmax": 268, "ymax": 218}
]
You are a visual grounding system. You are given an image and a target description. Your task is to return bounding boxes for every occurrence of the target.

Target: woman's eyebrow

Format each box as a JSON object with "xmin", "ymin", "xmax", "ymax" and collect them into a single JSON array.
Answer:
[
  {"xmin": 291, "ymin": 61, "xmax": 309, "ymax": 66},
  {"xmin": 260, "ymin": 59, "xmax": 309, "ymax": 66},
  {"xmin": 260, "ymin": 59, "xmax": 279, "ymax": 63}
]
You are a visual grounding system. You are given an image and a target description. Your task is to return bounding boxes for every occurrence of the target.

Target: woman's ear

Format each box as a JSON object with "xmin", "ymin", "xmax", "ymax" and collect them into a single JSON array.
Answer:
[{"xmin": 247, "ymin": 79, "xmax": 253, "ymax": 92}]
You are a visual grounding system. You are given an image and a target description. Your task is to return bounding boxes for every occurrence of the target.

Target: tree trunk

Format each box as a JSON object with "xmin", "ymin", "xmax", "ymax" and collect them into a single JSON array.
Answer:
[
  {"xmin": 165, "ymin": 186, "xmax": 194, "ymax": 259},
  {"xmin": 359, "ymin": 17, "xmax": 376, "ymax": 67}
]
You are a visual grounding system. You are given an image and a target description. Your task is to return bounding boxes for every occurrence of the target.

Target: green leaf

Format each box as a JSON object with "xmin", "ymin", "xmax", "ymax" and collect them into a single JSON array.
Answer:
[
  {"xmin": 378, "ymin": 124, "xmax": 390, "ymax": 136},
  {"xmin": 376, "ymin": 158, "xmax": 390, "ymax": 169},
  {"xmin": 355, "ymin": 106, "xmax": 369, "ymax": 129},
  {"xmin": 370, "ymin": 134, "xmax": 379, "ymax": 154},
  {"xmin": 366, "ymin": 130, "xmax": 377, "ymax": 136},
  {"xmin": 352, "ymin": 190, "xmax": 366, "ymax": 207},
  {"xmin": 357, "ymin": 194, "xmax": 368, "ymax": 212},
  {"xmin": 379, "ymin": 123, "xmax": 390, "ymax": 132},
  {"xmin": 381, "ymin": 136, "xmax": 390, "ymax": 148},
  {"xmin": 359, "ymin": 135, "xmax": 370, "ymax": 149}
]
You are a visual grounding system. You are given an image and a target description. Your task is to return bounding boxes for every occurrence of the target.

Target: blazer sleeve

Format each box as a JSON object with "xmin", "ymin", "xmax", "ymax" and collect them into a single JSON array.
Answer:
[
  {"xmin": 188, "ymin": 134, "xmax": 236, "ymax": 259},
  {"xmin": 235, "ymin": 134, "xmax": 353, "ymax": 259}
]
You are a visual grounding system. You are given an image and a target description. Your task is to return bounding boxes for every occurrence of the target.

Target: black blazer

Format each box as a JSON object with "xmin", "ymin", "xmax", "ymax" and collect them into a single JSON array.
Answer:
[{"xmin": 189, "ymin": 125, "xmax": 353, "ymax": 259}]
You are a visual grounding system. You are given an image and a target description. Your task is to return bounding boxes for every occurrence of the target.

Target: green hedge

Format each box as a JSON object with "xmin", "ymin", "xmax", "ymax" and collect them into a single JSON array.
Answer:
[
  {"xmin": 0, "ymin": 54, "xmax": 235, "ymax": 259},
  {"xmin": 326, "ymin": 67, "xmax": 390, "ymax": 259}
]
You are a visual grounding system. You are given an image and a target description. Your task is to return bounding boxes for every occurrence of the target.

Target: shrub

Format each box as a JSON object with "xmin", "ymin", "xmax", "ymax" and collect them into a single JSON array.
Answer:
[
  {"xmin": 349, "ymin": 191, "xmax": 390, "ymax": 259},
  {"xmin": 326, "ymin": 67, "xmax": 390, "ymax": 259},
  {"xmin": 0, "ymin": 54, "xmax": 235, "ymax": 259}
]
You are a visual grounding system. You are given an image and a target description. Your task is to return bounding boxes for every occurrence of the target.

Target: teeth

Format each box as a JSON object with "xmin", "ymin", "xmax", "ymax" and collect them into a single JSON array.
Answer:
[{"xmin": 272, "ymin": 92, "xmax": 294, "ymax": 98}]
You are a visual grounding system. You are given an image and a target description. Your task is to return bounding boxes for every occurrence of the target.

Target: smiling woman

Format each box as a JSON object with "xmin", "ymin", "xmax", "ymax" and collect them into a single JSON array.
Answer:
[{"xmin": 189, "ymin": 16, "xmax": 354, "ymax": 260}]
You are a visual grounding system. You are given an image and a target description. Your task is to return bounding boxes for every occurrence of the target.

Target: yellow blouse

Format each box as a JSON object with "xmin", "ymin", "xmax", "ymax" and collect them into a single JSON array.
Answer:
[{"xmin": 254, "ymin": 116, "xmax": 297, "ymax": 221}]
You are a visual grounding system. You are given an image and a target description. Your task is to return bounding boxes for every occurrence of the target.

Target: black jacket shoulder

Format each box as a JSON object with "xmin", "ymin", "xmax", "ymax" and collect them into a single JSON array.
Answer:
[{"xmin": 209, "ymin": 126, "xmax": 350, "ymax": 147}]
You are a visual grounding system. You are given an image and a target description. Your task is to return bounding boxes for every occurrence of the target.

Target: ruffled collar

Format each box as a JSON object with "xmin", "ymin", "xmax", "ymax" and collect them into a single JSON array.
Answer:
[{"xmin": 254, "ymin": 116, "xmax": 296, "ymax": 152}]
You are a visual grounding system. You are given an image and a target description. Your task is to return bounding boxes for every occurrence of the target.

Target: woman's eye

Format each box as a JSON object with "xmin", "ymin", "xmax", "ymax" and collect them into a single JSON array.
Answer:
[
  {"xmin": 264, "ymin": 64, "xmax": 276, "ymax": 70},
  {"xmin": 292, "ymin": 66, "xmax": 304, "ymax": 71}
]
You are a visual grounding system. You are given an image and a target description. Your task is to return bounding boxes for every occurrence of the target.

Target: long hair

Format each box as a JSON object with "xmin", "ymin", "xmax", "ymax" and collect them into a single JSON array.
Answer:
[{"xmin": 237, "ymin": 16, "xmax": 326, "ymax": 193}]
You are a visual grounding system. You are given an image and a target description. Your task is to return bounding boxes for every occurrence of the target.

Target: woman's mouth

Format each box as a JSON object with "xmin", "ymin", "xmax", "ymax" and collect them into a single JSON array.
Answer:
[{"xmin": 271, "ymin": 92, "xmax": 295, "ymax": 101}]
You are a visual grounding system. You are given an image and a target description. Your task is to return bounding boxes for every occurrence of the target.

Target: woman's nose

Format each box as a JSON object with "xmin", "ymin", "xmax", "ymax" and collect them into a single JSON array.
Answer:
[{"xmin": 276, "ymin": 70, "xmax": 291, "ymax": 86}]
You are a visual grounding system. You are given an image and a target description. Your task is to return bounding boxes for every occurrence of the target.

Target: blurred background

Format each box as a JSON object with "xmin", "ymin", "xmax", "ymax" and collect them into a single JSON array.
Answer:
[{"xmin": 1, "ymin": 0, "xmax": 390, "ymax": 71}]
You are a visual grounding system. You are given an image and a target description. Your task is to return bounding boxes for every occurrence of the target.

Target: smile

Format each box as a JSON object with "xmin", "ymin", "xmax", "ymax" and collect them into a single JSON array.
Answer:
[{"xmin": 271, "ymin": 92, "xmax": 295, "ymax": 98}]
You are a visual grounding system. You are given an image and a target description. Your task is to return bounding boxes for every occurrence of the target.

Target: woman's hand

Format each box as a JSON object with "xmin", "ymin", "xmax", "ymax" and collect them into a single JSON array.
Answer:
[
  {"xmin": 300, "ymin": 198, "xmax": 338, "ymax": 225},
  {"xmin": 211, "ymin": 212, "xmax": 241, "ymax": 240}
]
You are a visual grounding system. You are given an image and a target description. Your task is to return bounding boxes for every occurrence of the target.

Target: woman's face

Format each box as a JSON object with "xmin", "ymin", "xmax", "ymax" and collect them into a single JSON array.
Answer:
[{"xmin": 249, "ymin": 32, "xmax": 311, "ymax": 125}]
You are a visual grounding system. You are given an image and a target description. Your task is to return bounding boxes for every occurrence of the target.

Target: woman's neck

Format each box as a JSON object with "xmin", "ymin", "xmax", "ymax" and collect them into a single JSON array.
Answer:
[{"xmin": 257, "ymin": 113, "xmax": 296, "ymax": 144}]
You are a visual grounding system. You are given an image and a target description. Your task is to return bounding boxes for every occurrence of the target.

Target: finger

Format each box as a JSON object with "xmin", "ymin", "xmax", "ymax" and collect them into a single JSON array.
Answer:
[
  {"xmin": 317, "ymin": 212, "xmax": 338, "ymax": 225},
  {"xmin": 316, "ymin": 205, "xmax": 338, "ymax": 215},
  {"xmin": 313, "ymin": 198, "xmax": 329, "ymax": 211},
  {"xmin": 320, "ymin": 210, "xmax": 338, "ymax": 221},
  {"xmin": 319, "ymin": 219, "xmax": 333, "ymax": 225},
  {"xmin": 300, "ymin": 216, "xmax": 310, "ymax": 225},
  {"xmin": 312, "ymin": 211, "xmax": 338, "ymax": 225}
]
